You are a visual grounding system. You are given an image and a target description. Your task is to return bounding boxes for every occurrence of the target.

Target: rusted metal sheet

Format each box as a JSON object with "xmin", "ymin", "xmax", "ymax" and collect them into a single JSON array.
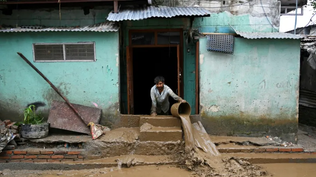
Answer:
[{"xmin": 48, "ymin": 101, "xmax": 102, "ymax": 134}]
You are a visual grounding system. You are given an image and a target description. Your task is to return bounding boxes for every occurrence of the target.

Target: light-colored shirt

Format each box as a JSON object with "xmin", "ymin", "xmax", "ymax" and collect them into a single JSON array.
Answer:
[{"xmin": 150, "ymin": 84, "xmax": 181, "ymax": 114}]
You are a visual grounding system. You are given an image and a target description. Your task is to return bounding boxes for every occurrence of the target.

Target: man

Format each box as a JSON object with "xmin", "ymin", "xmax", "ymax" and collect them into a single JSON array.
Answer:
[{"xmin": 150, "ymin": 76, "xmax": 186, "ymax": 116}]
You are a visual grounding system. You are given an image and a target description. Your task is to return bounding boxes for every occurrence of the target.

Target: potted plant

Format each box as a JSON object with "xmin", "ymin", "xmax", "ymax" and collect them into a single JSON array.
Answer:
[{"xmin": 20, "ymin": 105, "xmax": 49, "ymax": 139}]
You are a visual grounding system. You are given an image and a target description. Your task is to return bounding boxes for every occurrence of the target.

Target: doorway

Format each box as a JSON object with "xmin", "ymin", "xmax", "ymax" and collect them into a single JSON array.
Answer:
[
  {"xmin": 125, "ymin": 29, "xmax": 184, "ymax": 114},
  {"xmin": 133, "ymin": 47, "xmax": 178, "ymax": 114}
]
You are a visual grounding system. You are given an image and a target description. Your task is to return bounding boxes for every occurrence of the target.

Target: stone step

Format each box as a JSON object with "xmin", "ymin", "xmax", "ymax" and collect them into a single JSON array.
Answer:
[
  {"xmin": 139, "ymin": 116, "xmax": 181, "ymax": 127},
  {"xmin": 139, "ymin": 126, "xmax": 183, "ymax": 141}
]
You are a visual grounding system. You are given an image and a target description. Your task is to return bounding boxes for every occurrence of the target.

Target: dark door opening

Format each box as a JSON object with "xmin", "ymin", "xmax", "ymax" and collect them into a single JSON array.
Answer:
[{"xmin": 133, "ymin": 47, "xmax": 178, "ymax": 114}]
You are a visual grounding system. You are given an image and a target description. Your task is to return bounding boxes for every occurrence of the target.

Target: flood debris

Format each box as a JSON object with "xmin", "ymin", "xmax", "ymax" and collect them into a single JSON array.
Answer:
[
  {"xmin": 0, "ymin": 120, "xmax": 18, "ymax": 152},
  {"xmin": 265, "ymin": 136, "xmax": 294, "ymax": 147}
]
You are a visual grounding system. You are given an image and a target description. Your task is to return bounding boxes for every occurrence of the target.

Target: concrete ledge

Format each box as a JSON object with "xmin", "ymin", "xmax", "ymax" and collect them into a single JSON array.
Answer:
[
  {"xmin": 139, "ymin": 116, "xmax": 181, "ymax": 127},
  {"xmin": 0, "ymin": 155, "xmax": 177, "ymax": 169},
  {"xmin": 139, "ymin": 127, "xmax": 182, "ymax": 141},
  {"xmin": 222, "ymin": 153, "xmax": 316, "ymax": 164}
]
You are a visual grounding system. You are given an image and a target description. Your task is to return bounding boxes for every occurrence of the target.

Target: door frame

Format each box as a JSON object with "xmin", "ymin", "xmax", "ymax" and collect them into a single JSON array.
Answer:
[{"xmin": 127, "ymin": 29, "xmax": 183, "ymax": 114}]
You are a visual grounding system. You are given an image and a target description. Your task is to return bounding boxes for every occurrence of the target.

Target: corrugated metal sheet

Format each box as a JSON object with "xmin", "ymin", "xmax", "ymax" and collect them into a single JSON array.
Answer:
[
  {"xmin": 0, "ymin": 21, "xmax": 119, "ymax": 33},
  {"xmin": 107, "ymin": 6, "xmax": 210, "ymax": 21},
  {"xmin": 235, "ymin": 30, "xmax": 303, "ymax": 40}
]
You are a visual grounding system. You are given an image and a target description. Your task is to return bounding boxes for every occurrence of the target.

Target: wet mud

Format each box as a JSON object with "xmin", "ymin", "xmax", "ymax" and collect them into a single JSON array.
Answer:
[{"xmin": 171, "ymin": 102, "xmax": 269, "ymax": 177}]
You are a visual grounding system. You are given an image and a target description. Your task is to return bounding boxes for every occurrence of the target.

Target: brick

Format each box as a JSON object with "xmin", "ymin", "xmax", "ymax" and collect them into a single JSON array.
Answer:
[
  {"xmin": 266, "ymin": 148, "xmax": 279, "ymax": 152},
  {"xmin": 0, "ymin": 160, "xmax": 8, "ymax": 163},
  {"xmin": 38, "ymin": 155, "xmax": 51, "ymax": 159},
  {"xmin": 51, "ymin": 155, "xmax": 64, "ymax": 159},
  {"xmin": 33, "ymin": 159, "xmax": 47, "ymax": 163},
  {"xmin": 68, "ymin": 151, "xmax": 81, "ymax": 155},
  {"xmin": 78, "ymin": 155, "xmax": 84, "ymax": 159},
  {"xmin": 64, "ymin": 155, "xmax": 77, "ymax": 159},
  {"xmin": 4, "ymin": 151, "xmax": 13, "ymax": 155},
  {"xmin": 41, "ymin": 151, "xmax": 54, "ymax": 155},
  {"xmin": 13, "ymin": 151, "xmax": 27, "ymax": 155},
  {"xmin": 239, "ymin": 149, "xmax": 254, "ymax": 153},
  {"xmin": 9, "ymin": 159, "xmax": 21, "ymax": 162},
  {"xmin": 21, "ymin": 160, "xmax": 34, "ymax": 163},
  {"xmin": 27, "ymin": 151, "xmax": 40, "ymax": 155},
  {"xmin": 254, "ymin": 148, "xmax": 266, "ymax": 152},
  {"xmin": 11, "ymin": 155, "xmax": 24, "ymax": 159},
  {"xmin": 279, "ymin": 148, "xmax": 291, "ymax": 152},
  {"xmin": 0, "ymin": 155, "xmax": 11, "ymax": 159},
  {"xmin": 54, "ymin": 151, "xmax": 67, "ymax": 155},
  {"xmin": 25, "ymin": 155, "xmax": 37, "ymax": 159},
  {"xmin": 292, "ymin": 148, "xmax": 304, "ymax": 152},
  {"xmin": 47, "ymin": 159, "xmax": 61, "ymax": 163}
]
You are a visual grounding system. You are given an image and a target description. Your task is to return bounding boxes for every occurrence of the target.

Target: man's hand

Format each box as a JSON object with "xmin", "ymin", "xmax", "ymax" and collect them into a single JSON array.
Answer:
[
  {"xmin": 179, "ymin": 99, "xmax": 187, "ymax": 103},
  {"xmin": 151, "ymin": 112, "xmax": 157, "ymax": 116}
]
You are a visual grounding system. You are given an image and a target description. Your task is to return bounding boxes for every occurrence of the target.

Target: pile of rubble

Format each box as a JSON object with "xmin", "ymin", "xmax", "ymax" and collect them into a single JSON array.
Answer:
[{"xmin": 0, "ymin": 120, "xmax": 25, "ymax": 153}]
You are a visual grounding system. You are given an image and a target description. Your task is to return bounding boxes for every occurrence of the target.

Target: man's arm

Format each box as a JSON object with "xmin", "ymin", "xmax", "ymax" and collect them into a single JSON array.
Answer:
[
  {"xmin": 150, "ymin": 88, "xmax": 157, "ymax": 116},
  {"xmin": 167, "ymin": 88, "xmax": 186, "ymax": 103}
]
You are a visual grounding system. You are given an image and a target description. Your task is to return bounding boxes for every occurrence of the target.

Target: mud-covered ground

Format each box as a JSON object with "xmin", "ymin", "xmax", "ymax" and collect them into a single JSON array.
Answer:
[
  {"xmin": 0, "ymin": 162, "xmax": 267, "ymax": 177},
  {"xmin": 0, "ymin": 165, "xmax": 191, "ymax": 177}
]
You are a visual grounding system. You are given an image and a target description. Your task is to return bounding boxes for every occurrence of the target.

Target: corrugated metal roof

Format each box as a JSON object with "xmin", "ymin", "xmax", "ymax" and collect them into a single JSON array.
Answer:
[
  {"xmin": 0, "ymin": 21, "xmax": 119, "ymax": 33},
  {"xmin": 107, "ymin": 6, "xmax": 210, "ymax": 21},
  {"xmin": 234, "ymin": 30, "xmax": 303, "ymax": 40}
]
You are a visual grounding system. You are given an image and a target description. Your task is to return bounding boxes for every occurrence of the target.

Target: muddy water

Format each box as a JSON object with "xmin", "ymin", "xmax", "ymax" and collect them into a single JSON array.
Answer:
[
  {"xmin": 2, "ymin": 165, "xmax": 192, "ymax": 177},
  {"xmin": 258, "ymin": 163, "xmax": 316, "ymax": 177},
  {"xmin": 170, "ymin": 102, "xmax": 268, "ymax": 177}
]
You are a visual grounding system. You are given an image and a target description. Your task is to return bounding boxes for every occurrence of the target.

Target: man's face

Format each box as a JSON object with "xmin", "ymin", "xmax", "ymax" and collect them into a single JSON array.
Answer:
[{"xmin": 156, "ymin": 81, "xmax": 164, "ymax": 91}]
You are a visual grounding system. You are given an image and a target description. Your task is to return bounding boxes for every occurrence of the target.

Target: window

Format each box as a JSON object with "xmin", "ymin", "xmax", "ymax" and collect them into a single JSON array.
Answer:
[{"xmin": 33, "ymin": 42, "xmax": 95, "ymax": 62}]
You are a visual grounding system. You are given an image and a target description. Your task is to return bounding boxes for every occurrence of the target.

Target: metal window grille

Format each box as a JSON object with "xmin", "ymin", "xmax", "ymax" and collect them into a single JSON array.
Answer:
[
  {"xmin": 33, "ymin": 43, "xmax": 95, "ymax": 62},
  {"xmin": 207, "ymin": 35, "xmax": 234, "ymax": 54}
]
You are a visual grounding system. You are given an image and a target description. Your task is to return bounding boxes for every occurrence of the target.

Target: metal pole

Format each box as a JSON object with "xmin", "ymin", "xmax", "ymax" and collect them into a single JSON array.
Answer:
[
  {"xmin": 17, "ymin": 52, "xmax": 87, "ymax": 125},
  {"xmin": 294, "ymin": 0, "xmax": 298, "ymax": 34}
]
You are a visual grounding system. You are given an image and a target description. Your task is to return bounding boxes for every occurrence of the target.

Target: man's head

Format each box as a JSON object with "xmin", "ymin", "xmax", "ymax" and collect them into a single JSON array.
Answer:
[{"xmin": 154, "ymin": 76, "xmax": 165, "ymax": 92}]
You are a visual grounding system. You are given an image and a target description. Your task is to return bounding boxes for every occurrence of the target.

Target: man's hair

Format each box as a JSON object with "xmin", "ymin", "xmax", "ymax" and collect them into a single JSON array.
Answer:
[{"xmin": 154, "ymin": 76, "xmax": 165, "ymax": 84}]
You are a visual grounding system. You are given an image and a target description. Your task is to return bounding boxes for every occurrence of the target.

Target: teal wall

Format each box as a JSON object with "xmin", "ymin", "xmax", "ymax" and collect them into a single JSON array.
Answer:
[
  {"xmin": 194, "ymin": 11, "xmax": 279, "ymax": 33},
  {"xmin": 199, "ymin": 37, "xmax": 300, "ymax": 142},
  {"xmin": 0, "ymin": 32, "xmax": 120, "ymax": 126}
]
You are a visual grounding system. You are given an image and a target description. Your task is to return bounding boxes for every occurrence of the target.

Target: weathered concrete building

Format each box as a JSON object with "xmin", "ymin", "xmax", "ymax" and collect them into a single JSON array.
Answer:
[{"xmin": 0, "ymin": 0, "xmax": 302, "ymax": 142}]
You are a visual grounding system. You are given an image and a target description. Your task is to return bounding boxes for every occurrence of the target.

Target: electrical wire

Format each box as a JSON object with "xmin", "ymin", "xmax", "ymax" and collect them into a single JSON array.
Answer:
[{"xmin": 260, "ymin": 0, "xmax": 279, "ymax": 31}]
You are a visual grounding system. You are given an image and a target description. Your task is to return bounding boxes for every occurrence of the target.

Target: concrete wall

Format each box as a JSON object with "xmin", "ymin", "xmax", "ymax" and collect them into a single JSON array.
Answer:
[
  {"xmin": 199, "ymin": 37, "xmax": 301, "ymax": 142},
  {"xmin": 162, "ymin": 0, "xmax": 281, "ymax": 32},
  {"xmin": 0, "ymin": 31, "xmax": 120, "ymax": 126}
]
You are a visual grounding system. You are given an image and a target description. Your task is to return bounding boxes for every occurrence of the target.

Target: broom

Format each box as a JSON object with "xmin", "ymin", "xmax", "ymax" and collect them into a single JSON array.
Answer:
[{"xmin": 17, "ymin": 52, "xmax": 104, "ymax": 140}]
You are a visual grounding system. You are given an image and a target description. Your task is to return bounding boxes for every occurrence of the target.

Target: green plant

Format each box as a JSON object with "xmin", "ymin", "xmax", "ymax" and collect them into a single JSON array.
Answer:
[{"xmin": 23, "ymin": 105, "xmax": 44, "ymax": 125}]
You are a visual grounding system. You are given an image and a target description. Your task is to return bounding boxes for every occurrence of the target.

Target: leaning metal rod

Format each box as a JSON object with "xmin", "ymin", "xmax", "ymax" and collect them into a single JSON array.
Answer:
[{"xmin": 17, "ymin": 52, "xmax": 88, "ymax": 125}]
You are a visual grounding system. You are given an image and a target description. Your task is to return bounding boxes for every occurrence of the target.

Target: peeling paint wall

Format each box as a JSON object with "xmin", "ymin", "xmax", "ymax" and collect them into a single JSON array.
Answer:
[
  {"xmin": 164, "ymin": 0, "xmax": 281, "ymax": 32},
  {"xmin": 199, "ymin": 37, "xmax": 301, "ymax": 142},
  {"xmin": 0, "ymin": 8, "xmax": 120, "ymax": 125}
]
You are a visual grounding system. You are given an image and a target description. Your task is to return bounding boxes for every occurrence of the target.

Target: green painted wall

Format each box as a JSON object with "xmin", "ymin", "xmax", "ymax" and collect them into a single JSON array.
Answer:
[
  {"xmin": 199, "ymin": 37, "xmax": 300, "ymax": 142},
  {"xmin": 194, "ymin": 11, "xmax": 279, "ymax": 33},
  {"xmin": 0, "ymin": 32, "xmax": 120, "ymax": 126}
]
